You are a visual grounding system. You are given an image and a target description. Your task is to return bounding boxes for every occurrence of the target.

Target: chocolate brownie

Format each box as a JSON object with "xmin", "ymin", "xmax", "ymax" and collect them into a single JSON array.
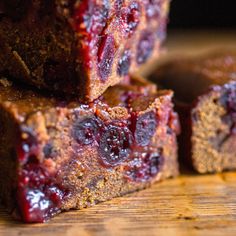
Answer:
[
  {"xmin": 0, "ymin": 76, "xmax": 179, "ymax": 223},
  {"xmin": 149, "ymin": 51, "xmax": 236, "ymax": 173},
  {"xmin": 0, "ymin": 0, "xmax": 169, "ymax": 101}
]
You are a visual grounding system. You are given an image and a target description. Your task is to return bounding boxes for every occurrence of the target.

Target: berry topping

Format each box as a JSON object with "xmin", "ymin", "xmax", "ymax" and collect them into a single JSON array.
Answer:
[
  {"xmin": 73, "ymin": 116, "xmax": 103, "ymax": 145},
  {"xmin": 136, "ymin": 31, "xmax": 155, "ymax": 64},
  {"xmin": 97, "ymin": 35, "xmax": 116, "ymax": 81},
  {"xmin": 144, "ymin": 0, "xmax": 162, "ymax": 20},
  {"xmin": 17, "ymin": 127, "xmax": 39, "ymax": 164},
  {"xmin": 99, "ymin": 123, "xmax": 134, "ymax": 167},
  {"xmin": 125, "ymin": 149, "xmax": 163, "ymax": 182},
  {"xmin": 114, "ymin": 0, "xmax": 124, "ymax": 10},
  {"xmin": 120, "ymin": 2, "xmax": 141, "ymax": 37},
  {"xmin": 220, "ymin": 82, "xmax": 236, "ymax": 134},
  {"xmin": 72, "ymin": 1, "xmax": 109, "ymax": 35},
  {"xmin": 133, "ymin": 111, "xmax": 158, "ymax": 146},
  {"xmin": 117, "ymin": 50, "xmax": 131, "ymax": 76},
  {"xmin": 17, "ymin": 163, "xmax": 66, "ymax": 223}
]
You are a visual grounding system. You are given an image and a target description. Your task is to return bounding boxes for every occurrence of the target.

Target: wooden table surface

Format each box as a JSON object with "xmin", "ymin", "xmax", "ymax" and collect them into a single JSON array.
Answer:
[{"xmin": 1, "ymin": 30, "xmax": 236, "ymax": 236}]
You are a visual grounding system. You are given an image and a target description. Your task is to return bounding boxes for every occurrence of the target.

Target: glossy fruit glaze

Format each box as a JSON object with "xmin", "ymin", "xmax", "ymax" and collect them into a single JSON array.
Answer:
[{"xmin": 72, "ymin": 0, "xmax": 166, "ymax": 81}]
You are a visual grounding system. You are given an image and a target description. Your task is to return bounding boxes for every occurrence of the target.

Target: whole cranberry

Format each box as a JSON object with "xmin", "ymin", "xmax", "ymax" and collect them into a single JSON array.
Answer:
[
  {"xmin": 125, "ymin": 150, "xmax": 163, "ymax": 182},
  {"xmin": 117, "ymin": 50, "xmax": 131, "ymax": 76},
  {"xmin": 73, "ymin": 116, "xmax": 103, "ymax": 145},
  {"xmin": 133, "ymin": 111, "xmax": 158, "ymax": 146},
  {"xmin": 99, "ymin": 123, "xmax": 134, "ymax": 167},
  {"xmin": 97, "ymin": 35, "xmax": 116, "ymax": 81},
  {"xmin": 136, "ymin": 31, "xmax": 155, "ymax": 64},
  {"xmin": 120, "ymin": 2, "xmax": 141, "ymax": 37}
]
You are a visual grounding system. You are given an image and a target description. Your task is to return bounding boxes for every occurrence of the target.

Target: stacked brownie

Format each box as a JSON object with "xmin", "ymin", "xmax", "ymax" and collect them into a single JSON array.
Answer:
[
  {"xmin": 0, "ymin": 0, "xmax": 169, "ymax": 101},
  {"xmin": 150, "ymin": 51, "xmax": 236, "ymax": 174},
  {"xmin": 0, "ymin": 0, "xmax": 180, "ymax": 222}
]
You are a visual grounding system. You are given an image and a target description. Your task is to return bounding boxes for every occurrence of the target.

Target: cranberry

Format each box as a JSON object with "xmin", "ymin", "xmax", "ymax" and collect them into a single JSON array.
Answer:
[
  {"xmin": 17, "ymin": 163, "xmax": 66, "ymax": 223},
  {"xmin": 125, "ymin": 150, "xmax": 163, "ymax": 182},
  {"xmin": 97, "ymin": 35, "xmax": 116, "ymax": 81},
  {"xmin": 73, "ymin": 116, "xmax": 103, "ymax": 145},
  {"xmin": 99, "ymin": 123, "xmax": 134, "ymax": 167},
  {"xmin": 17, "ymin": 185, "xmax": 64, "ymax": 223},
  {"xmin": 117, "ymin": 50, "xmax": 131, "ymax": 76},
  {"xmin": 220, "ymin": 83, "xmax": 236, "ymax": 134},
  {"xmin": 156, "ymin": 19, "xmax": 167, "ymax": 42},
  {"xmin": 167, "ymin": 112, "xmax": 181, "ymax": 135},
  {"xmin": 136, "ymin": 31, "xmax": 155, "ymax": 64},
  {"xmin": 132, "ymin": 111, "xmax": 158, "ymax": 146},
  {"xmin": 114, "ymin": 0, "xmax": 124, "ymax": 9},
  {"xmin": 43, "ymin": 143, "xmax": 54, "ymax": 159},
  {"xmin": 120, "ymin": 2, "xmax": 141, "ymax": 37},
  {"xmin": 225, "ymin": 85, "xmax": 236, "ymax": 113},
  {"xmin": 144, "ymin": 0, "xmax": 162, "ymax": 20},
  {"xmin": 73, "ymin": 1, "xmax": 109, "ymax": 35},
  {"xmin": 17, "ymin": 127, "xmax": 39, "ymax": 164}
]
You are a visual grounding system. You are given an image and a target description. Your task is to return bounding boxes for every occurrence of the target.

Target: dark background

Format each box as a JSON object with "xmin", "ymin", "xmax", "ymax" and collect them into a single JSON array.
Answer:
[{"xmin": 169, "ymin": 0, "xmax": 236, "ymax": 28}]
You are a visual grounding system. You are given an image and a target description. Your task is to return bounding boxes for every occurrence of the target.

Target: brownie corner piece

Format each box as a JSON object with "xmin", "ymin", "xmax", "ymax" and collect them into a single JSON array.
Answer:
[
  {"xmin": 149, "ymin": 51, "xmax": 236, "ymax": 174},
  {"xmin": 191, "ymin": 81, "xmax": 236, "ymax": 173},
  {"xmin": 0, "ymin": 76, "xmax": 179, "ymax": 223},
  {"xmin": 0, "ymin": 0, "xmax": 170, "ymax": 101}
]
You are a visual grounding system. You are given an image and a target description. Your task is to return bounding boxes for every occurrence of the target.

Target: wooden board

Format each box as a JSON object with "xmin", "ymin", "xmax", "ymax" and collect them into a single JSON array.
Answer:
[{"xmin": 1, "ymin": 30, "xmax": 236, "ymax": 236}]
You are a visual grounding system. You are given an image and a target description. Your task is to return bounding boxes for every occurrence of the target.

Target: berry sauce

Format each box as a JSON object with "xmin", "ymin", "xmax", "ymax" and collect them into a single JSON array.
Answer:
[
  {"xmin": 71, "ymin": 0, "xmax": 164, "ymax": 80},
  {"xmin": 72, "ymin": 0, "xmax": 110, "ymax": 76},
  {"xmin": 124, "ymin": 148, "xmax": 164, "ymax": 182},
  {"xmin": 16, "ymin": 128, "xmax": 69, "ymax": 223},
  {"xmin": 220, "ymin": 82, "xmax": 236, "ymax": 134}
]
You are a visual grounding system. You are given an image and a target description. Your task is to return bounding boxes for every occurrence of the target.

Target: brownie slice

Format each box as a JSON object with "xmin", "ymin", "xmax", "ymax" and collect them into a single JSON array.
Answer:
[
  {"xmin": 0, "ymin": 0, "xmax": 169, "ymax": 101},
  {"xmin": 0, "ymin": 76, "xmax": 179, "ymax": 223},
  {"xmin": 149, "ymin": 51, "xmax": 236, "ymax": 173}
]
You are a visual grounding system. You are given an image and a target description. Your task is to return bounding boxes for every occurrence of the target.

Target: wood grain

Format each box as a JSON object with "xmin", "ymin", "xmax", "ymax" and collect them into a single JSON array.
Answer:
[
  {"xmin": 1, "ymin": 172, "xmax": 236, "ymax": 236},
  {"xmin": 1, "ymin": 30, "xmax": 236, "ymax": 236}
]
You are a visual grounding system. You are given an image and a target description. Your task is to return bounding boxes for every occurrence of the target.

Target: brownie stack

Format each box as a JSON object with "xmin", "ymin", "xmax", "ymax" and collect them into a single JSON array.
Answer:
[{"xmin": 0, "ymin": 0, "xmax": 179, "ymax": 222}]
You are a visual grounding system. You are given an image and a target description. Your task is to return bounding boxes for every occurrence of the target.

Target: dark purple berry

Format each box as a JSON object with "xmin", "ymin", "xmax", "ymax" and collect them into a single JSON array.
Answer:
[
  {"xmin": 99, "ymin": 124, "xmax": 134, "ymax": 167},
  {"xmin": 17, "ymin": 127, "xmax": 39, "ymax": 164},
  {"xmin": 120, "ymin": 2, "xmax": 141, "ymax": 37},
  {"xmin": 73, "ymin": 1, "xmax": 109, "ymax": 34},
  {"xmin": 144, "ymin": 0, "xmax": 162, "ymax": 20},
  {"xmin": 125, "ymin": 150, "xmax": 163, "ymax": 182},
  {"xmin": 156, "ymin": 19, "xmax": 167, "ymax": 41},
  {"xmin": 133, "ymin": 111, "xmax": 157, "ymax": 146},
  {"xmin": 73, "ymin": 116, "xmax": 102, "ymax": 145},
  {"xmin": 136, "ymin": 31, "xmax": 155, "ymax": 64},
  {"xmin": 220, "ymin": 82, "xmax": 236, "ymax": 135},
  {"xmin": 114, "ymin": 0, "xmax": 124, "ymax": 10},
  {"xmin": 17, "ymin": 162, "xmax": 68, "ymax": 223},
  {"xmin": 97, "ymin": 35, "xmax": 116, "ymax": 81},
  {"xmin": 117, "ymin": 50, "xmax": 131, "ymax": 76}
]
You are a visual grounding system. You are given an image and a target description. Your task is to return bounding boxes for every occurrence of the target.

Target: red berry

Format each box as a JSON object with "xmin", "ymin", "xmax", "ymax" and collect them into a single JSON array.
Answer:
[
  {"xmin": 99, "ymin": 123, "xmax": 134, "ymax": 167},
  {"xmin": 125, "ymin": 149, "xmax": 163, "ymax": 182},
  {"xmin": 97, "ymin": 35, "xmax": 116, "ymax": 81},
  {"xmin": 73, "ymin": 116, "xmax": 103, "ymax": 145},
  {"xmin": 132, "ymin": 111, "xmax": 158, "ymax": 146},
  {"xmin": 120, "ymin": 2, "xmax": 141, "ymax": 37},
  {"xmin": 117, "ymin": 50, "xmax": 131, "ymax": 76},
  {"xmin": 136, "ymin": 31, "xmax": 155, "ymax": 64}
]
